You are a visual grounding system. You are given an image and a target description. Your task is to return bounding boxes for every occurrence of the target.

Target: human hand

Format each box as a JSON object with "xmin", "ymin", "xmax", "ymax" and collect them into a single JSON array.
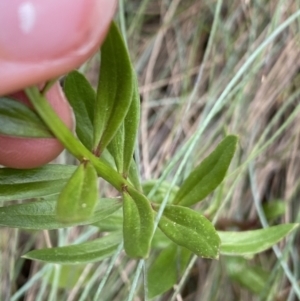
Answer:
[{"xmin": 0, "ymin": 0, "xmax": 117, "ymax": 168}]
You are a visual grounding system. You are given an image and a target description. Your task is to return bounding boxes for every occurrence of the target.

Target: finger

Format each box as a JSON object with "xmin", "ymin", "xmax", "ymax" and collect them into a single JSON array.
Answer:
[
  {"xmin": 0, "ymin": 82, "xmax": 74, "ymax": 169},
  {"xmin": 0, "ymin": 0, "xmax": 117, "ymax": 95}
]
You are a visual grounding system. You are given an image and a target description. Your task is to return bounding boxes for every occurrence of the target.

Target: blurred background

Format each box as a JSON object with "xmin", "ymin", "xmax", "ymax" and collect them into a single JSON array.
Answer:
[{"xmin": 2, "ymin": 1, "xmax": 300, "ymax": 300}]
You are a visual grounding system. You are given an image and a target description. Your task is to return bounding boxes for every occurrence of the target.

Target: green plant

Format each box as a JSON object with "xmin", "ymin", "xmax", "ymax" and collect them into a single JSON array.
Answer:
[{"xmin": 1, "ymin": 20, "xmax": 299, "ymax": 301}]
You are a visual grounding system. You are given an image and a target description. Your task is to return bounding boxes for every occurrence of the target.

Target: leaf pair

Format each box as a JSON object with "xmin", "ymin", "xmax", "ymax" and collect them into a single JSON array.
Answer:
[
  {"xmin": 107, "ymin": 75, "xmax": 140, "ymax": 177},
  {"xmin": 56, "ymin": 161, "xmax": 98, "ymax": 223},
  {"xmin": 93, "ymin": 23, "xmax": 138, "ymax": 163},
  {"xmin": 121, "ymin": 136, "xmax": 237, "ymax": 259},
  {"xmin": 100, "ymin": 24, "xmax": 140, "ymax": 177},
  {"xmin": 64, "ymin": 22, "xmax": 140, "ymax": 177},
  {"xmin": 121, "ymin": 136, "xmax": 238, "ymax": 259}
]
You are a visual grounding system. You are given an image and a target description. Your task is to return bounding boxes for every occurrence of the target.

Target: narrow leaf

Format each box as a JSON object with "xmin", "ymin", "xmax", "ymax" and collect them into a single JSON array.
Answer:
[
  {"xmin": 218, "ymin": 224, "xmax": 299, "ymax": 256},
  {"xmin": 155, "ymin": 205, "xmax": 220, "ymax": 258},
  {"xmin": 226, "ymin": 257, "xmax": 268, "ymax": 294},
  {"xmin": 93, "ymin": 208, "xmax": 123, "ymax": 231},
  {"xmin": 142, "ymin": 180, "xmax": 179, "ymax": 204},
  {"xmin": 0, "ymin": 197, "xmax": 122, "ymax": 230},
  {"xmin": 0, "ymin": 165, "xmax": 75, "ymax": 201},
  {"xmin": 93, "ymin": 22, "xmax": 133, "ymax": 153},
  {"xmin": 64, "ymin": 70, "xmax": 95, "ymax": 150},
  {"xmin": 0, "ymin": 97, "xmax": 52, "ymax": 137},
  {"xmin": 108, "ymin": 72, "xmax": 140, "ymax": 175},
  {"xmin": 107, "ymin": 124, "xmax": 124, "ymax": 172},
  {"xmin": 56, "ymin": 161, "xmax": 98, "ymax": 223},
  {"xmin": 123, "ymin": 188, "xmax": 154, "ymax": 258},
  {"xmin": 48, "ymin": 265, "xmax": 89, "ymax": 289},
  {"xmin": 23, "ymin": 233, "xmax": 122, "ymax": 264},
  {"xmin": 123, "ymin": 73, "xmax": 140, "ymax": 176},
  {"xmin": 174, "ymin": 135, "xmax": 238, "ymax": 206},
  {"xmin": 151, "ymin": 228, "xmax": 172, "ymax": 249},
  {"xmin": 148, "ymin": 244, "xmax": 191, "ymax": 298},
  {"xmin": 128, "ymin": 159, "xmax": 142, "ymax": 192},
  {"xmin": 56, "ymin": 164, "xmax": 84, "ymax": 222},
  {"xmin": 79, "ymin": 161, "xmax": 99, "ymax": 220}
]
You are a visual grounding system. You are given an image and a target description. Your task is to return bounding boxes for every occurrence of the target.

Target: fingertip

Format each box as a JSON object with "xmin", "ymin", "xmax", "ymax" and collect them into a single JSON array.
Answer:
[{"xmin": 0, "ymin": 83, "xmax": 74, "ymax": 169}]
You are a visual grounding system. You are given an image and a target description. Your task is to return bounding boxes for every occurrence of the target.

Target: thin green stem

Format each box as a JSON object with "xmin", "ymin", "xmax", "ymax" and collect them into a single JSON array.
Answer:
[{"xmin": 25, "ymin": 86, "xmax": 129, "ymax": 191}]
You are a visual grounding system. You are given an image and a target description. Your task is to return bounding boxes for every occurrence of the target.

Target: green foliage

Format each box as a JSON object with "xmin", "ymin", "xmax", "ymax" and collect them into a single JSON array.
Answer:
[
  {"xmin": 155, "ymin": 204, "xmax": 220, "ymax": 258},
  {"xmin": 56, "ymin": 161, "xmax": 98, "ymax": 223},
  {"xmin": 0, "ymin": 165, "xmax": 75, "ymax": 201},
  {"xmin": 263, "ymin": 200, "xmax": 286, "ymax": 220},
  {"xmin": 225, "ymin": 257, "xmax": 269, "ymax": 294},
  {"xmin": 173, "ymin": 135, "xmax": 238, "ymax": 206},
  {"xmin": 122, "ymin": 73, "xmax": 140, "ymax": 176},
  {"xmin": 64, "ymin": 70, "xmax": 95, "ymax": 150},
  {"xmin": 128, "ymin": 159, "xmax": 142, "ymax": 191},
  {"xmin": 48, "ymin": 265, "xmax": 90, "ymax": 289},
  {"xmin": 123, "ymin": 189, "xmax": 154, "ymax": 258},
  {"xmin": 107, "ymin": 73, "xmax": 140, "ymax": 176},
  {"xmin": 93, "ymin": 208, "xmax": 123, "ymax": 231},
  {"xmin": 23, "ymin": 232, "xmax": 122, "ymax": 264},
  {"xmin": 0, "ymin": 197, "xmax": 121, "ymax": 230},
  {"xmin": 1, "ymin": 19, "xmax": 298, "ymax": 301},
  {"xmin": 93, "ymin": 22, "xmax": 134, "ymax": 155},
  {"xmin": 142, "ymin": 180, "xmax": 179, "ymax": 203},
  {"xmin": 218, "ymin": 224, "xmax": 299, "ymax": 256},
  {"xmin": 147, "ymin": 244, "xmax": 191, "ymax": 298},
  {"xmin": 0, "ymin": 97, "xmax": 52, "ymax": 138}
]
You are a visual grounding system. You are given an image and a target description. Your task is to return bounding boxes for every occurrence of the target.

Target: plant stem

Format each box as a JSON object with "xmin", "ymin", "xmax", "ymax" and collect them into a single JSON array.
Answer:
[{"xmin": 25, "ymin": 86, "xmax": 128, "ymax": 191}]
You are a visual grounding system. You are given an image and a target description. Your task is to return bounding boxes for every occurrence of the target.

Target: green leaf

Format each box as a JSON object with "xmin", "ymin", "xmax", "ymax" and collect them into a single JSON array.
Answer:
[
  {"xmin": 48, "ymin": 265, "xmax": 90, "ymax": 289},
  {"xmin": 107, "ymin": 73, "xmax": 140, "ymax": 175},
  {"xmin": 123, "ymin": 188, "xmax": 154, "ymax": 258},
  {"xmin": 123, "ymin": 73, "xmax": 140, "ymax": 176},
  {"xmin": 0, "ymin": 97, "xmax": 52, "ymax": 137},
  {"xmin": 0, "ymin": 197, "xmax": 121, "ymax": 230},
  {"xmin": 218, "ymin": 224, "xmax": 299, "ymax": 256},
  {"xmin": 225, "ymin": 257, "xmax": 268, "ymax": 294},
  {"xmin": 148, "ymin": 244, "xmax": 191, "ymax": 299},
  {"xmin": 93, "ymin": 208, "xmax": 123, "ymax": 231},
  {"xmin": 142, "ymin": 180, "xmax": 179, "ymax": 204},
  {"xmin": 93, "ymin": 22, "xmax": 133, "ymax": 154},
  {"xmin": 64, "ymin": 70, "xmax": 95, "ymax": 150},
  {"xmin": 79, "ymin": 161, "xmax": 99, "ymax": 220},
  {"xmin": 107, "ymin": 124, "xmax": 124, "ymax": 172},
  {"xmin": 174, "ymin": 135, "xmax": 238, "ymax": 207},
  {"xmin": 128, "ymin": 159, "xmax": 142, "ymax": 192},
  {"xmin": 155, "ymin": 205, "xmax": 220, "ymax": 258},
  {"xmin": 263, "ymin": 200, "xmax": 286, "ymax": 220},
  {"xmin": 0, "ymin": 165, "xmax": 75, "ymax": 202},
  {"xmin": 151, "ymin": 228, "xmax": 172, "ymax": 249},
  {"xmin": 23, "ymin": 232, "xmax": 122, "ymax": 264},
  {"xmin": 56, "ymin": 161, "xmax": 98, "ymax": 223}
]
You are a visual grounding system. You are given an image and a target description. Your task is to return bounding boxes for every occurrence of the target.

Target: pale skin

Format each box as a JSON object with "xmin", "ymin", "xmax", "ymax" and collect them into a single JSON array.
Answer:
[{"xmin": 0, "ymin": 0, "xmax": 117, "ymax": 169}]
